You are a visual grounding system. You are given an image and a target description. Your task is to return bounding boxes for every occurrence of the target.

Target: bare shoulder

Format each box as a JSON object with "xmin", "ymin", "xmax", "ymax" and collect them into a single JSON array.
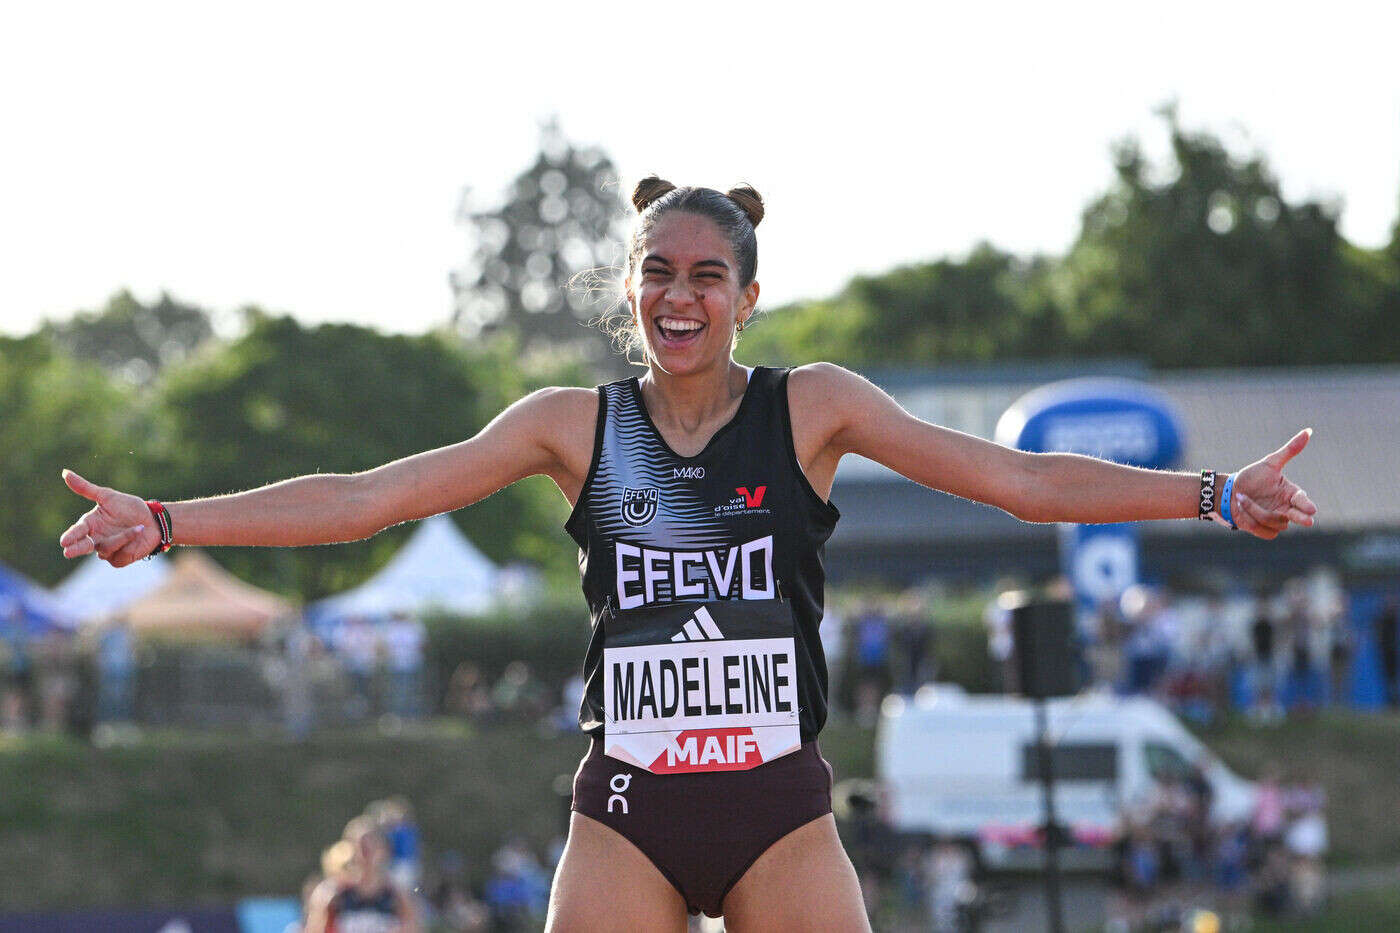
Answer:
[
  {"xmin": 514, "ymin": 385, "xmax": 598, "ymax": 419},
  {"xmin": 503, "ymin": 386, "xmax": 597, "ymax": 439},
  {"xmin": 787, "ymin": 362, "xmax": 882, "ymax": 425},
  {"xmin": 786, "ymin": 362, "xmax": 868, "ymax": 407},
  {"xmin": 506, "ymin": 386, "xmax": 600, "ymax": 485}
]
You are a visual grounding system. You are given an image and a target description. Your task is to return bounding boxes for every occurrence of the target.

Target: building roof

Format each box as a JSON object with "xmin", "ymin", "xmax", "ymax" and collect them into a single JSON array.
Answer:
[{"xmin": 829, "ymin": 364, "xmax": 1399, "ymax": 551}]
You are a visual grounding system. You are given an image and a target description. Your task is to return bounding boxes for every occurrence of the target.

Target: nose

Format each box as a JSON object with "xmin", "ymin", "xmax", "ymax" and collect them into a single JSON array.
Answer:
[{"xmin": 663, "ymin": 276, "xmax": 697, "ymax": 307}]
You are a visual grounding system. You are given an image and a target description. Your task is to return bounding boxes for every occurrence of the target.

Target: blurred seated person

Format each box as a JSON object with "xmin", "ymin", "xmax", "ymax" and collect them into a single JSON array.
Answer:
[{"xmin": 306, "ymin": 815, "xmax": 420, "ymax": 933}]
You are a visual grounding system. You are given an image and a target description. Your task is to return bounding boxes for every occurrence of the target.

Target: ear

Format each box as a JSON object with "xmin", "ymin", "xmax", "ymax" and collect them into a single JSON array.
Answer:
[{"xmin": 737, "ymin": 280, "xmax": 760, "ymax": 327}]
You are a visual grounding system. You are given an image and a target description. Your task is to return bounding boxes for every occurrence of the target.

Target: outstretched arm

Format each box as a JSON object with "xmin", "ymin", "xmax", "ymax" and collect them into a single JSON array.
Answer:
[
  {"xmin": 59, "ymin": 386, "xmax": 597, "ymax": 566},
  {"xmin": 791, "ymin": 363, "xmax": 1316, "ymax": 538}
]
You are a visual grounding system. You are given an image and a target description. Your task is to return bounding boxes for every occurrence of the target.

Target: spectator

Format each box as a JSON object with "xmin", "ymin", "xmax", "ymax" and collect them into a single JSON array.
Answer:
[
  {"xmin": 491, "ymin": 661, "xmax": 547, "ymax": 721},
  {"xmin": 893, "ymin": 595, "xmax": 934, "ymax": 694},
  {"xmin": 984, "ymin": 586, "xmax": 1017, "ymax": 694},
  {"xmin": 484, "ymin": 838, "xmax": 550, "ymax": 930},
  {"xmin": 428, "ymin": 850, "xmax": 488, "ymax": 932},
  {"xmin": 1251, "ymin": 764, "xmax": 1287, "ymax": 851},
  {"xmin": 383, "ymin": 613, "xmax": 425, "ymax": 719},
  {"xmin": 371, "ymin": 797, "xmax": 422, "ymax": 893},
  {"xmin": 853, "ymin": 604, "xmax": 892, "ymax": 724},
  {"xmin": 95, "ymin": 619, "xmax": 135, "ymax": 724},
  {"xmin": 444, "ymin": 662, "xmax": 492, "ymax": 721},
  {"xmin": 306, "ymin": 815, "xmax": 420, "ymax": 933},
  {"xmin": 334, "ymin": 615, "xmax": 380, "ymax": 720},
  {"xmin": 1284, "ymin": 782, "xmax": 1328, "ymax": 915},
  {"xmin": 1249, "ymin": 609, "xmax": 1281, "ymax": 723},
  {"xmin": 1377, "ymin": 596, "xmax": 1399, "ymax": 708},
  {"xmin": 34, "ymin": 633, "xmax": 77, "ymax": 733}
]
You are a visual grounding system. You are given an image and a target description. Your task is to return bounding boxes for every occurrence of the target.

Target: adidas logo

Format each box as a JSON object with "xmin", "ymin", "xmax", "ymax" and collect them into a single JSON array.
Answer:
[{"xmin": 670, "ymin": 606, "xmax": 724, "ymax": 642}]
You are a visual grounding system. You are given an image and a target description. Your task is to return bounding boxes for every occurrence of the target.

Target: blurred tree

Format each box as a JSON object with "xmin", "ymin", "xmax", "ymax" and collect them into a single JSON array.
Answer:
[
  {"xmin": 1059, "ymin": 107, "xmax": 1395, "ymax": 366},
  {"xmin": 737, "ymin": 245, "xmax": 1065, "ymax": 368},
  {"xmin": 41, "ymin": 290, "xmax": 215, "ymax": 385},
  {"xmin": 450, "ymin": 120, "xmax": 627, "ymax": 370},
  {"xmin": 154, "ymin": 313, "xmax": 577, "ymax": 599},
  {"xmin": 0, "ymin": 335, "xmax": 148, "ymax": 584},
  {"xmin": 743, "ymin": 111, "xmax": 1400, "ymax": 369}
]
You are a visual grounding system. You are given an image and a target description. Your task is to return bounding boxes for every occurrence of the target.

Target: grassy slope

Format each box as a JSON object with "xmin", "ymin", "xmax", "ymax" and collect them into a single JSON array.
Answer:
[
  {"xmin": 0, "ymin": 712, "xmax": 1395, "ymax": 910},
  {"xmin": 1188, "ymin": 711, "xmax": 1400, "ymax": 866}
]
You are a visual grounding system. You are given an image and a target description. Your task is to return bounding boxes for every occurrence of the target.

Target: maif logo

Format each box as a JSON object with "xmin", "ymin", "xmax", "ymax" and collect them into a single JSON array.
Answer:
[{"xmin": 621, "ymin": 486, "xmax": 660, "ymax": 527}]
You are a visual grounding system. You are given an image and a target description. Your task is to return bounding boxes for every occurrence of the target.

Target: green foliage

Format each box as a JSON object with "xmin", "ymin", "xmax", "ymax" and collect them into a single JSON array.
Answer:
[
  {"xmin": 746, "ymin": 112, "xmax": 1400, "ymax": 369},
  {"xmin": 1060, "ymin": 111, "xmax": 1392, "ymax": 367},
  {"xmin": 451, "ymin": 119, "xmax": 627, "ymax": 369},
  {"xmin": 0, "ymin": 335, "xmax": 150, "ymax": 584},
  {"xmin": 40, "ymin": 290, "xmax": 214, "ymax": 384},
  {"xmin": 151, "ymin": 313, "xmax": 577, "ymax": 597},
  {"xmin": 423, "ymin": 599, "xmax": 592, "ymax": 702}
]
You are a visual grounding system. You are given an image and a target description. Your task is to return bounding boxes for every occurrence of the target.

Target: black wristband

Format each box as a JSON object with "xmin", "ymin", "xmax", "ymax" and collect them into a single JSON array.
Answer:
[{"xmin": 1199, "ymin": 470, "xmax": 1217, "ymax": 521}]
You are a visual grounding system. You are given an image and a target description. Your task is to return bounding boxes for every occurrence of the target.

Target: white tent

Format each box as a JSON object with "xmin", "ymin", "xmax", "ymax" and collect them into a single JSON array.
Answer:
[
  {"xmin": 52, "ymin": 553, "xmax": 173, "ymax": 625},
  {"xmin": 309, "ymin": 514, "xmax": 501, "ymax": 624}
]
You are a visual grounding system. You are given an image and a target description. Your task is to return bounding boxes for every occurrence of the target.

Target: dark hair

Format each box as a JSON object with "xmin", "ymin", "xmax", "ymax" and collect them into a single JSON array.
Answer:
[{"xmin": 627, "ymin": 176, "xmax": 765, "ymax": 287}]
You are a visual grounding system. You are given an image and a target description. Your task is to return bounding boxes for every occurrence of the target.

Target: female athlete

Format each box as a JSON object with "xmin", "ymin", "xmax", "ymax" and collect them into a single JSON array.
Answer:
[{"xmin": 60, "ymin": 176, "xmax": 1316, "ymax": 931}]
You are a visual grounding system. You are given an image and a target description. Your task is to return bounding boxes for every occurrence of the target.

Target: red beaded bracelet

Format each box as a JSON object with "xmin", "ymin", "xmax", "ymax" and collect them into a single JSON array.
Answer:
[{"xmin": 145, "ymin": 500, "xmax": 174, "ymax": 557}]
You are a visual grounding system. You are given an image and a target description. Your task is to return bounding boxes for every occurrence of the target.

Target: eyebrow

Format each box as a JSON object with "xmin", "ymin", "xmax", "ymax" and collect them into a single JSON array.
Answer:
[{"xmin": 641, "ymin": 255, "xmax": 730, "ymax": 272}]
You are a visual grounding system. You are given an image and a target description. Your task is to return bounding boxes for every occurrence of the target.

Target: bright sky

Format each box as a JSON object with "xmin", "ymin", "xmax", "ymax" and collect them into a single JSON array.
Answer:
[{"xmin": 3, "ymin": 1, "xmax": 1397, "ymax": 338}]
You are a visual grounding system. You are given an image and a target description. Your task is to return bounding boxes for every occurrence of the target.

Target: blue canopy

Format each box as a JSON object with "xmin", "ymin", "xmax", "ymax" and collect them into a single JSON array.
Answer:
[{"xmin": 0, "ymin": 562, "xmax": 74, "ymax": 639}]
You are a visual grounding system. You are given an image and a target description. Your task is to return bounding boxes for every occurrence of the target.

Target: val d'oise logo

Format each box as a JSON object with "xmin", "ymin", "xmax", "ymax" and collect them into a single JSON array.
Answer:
[
  {"xmin": 714, "ymin": 484, "xmax": 769, "ymax": 517},
  {"xmin": 620, "ymin": 486, "xmax": 660, "ymax": 527},
  {"xmin": 736, "ymin": 486, "xmax": 766, "ymax": 508}
]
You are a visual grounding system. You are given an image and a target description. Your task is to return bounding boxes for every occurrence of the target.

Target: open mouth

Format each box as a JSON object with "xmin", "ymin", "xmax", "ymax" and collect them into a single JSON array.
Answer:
[{"xmin": 654, "ymin": 317, "xmax": 706, "ymax": 348}]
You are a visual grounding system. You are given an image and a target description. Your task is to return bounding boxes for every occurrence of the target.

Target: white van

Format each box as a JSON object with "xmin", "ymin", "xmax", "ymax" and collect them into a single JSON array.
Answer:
[{"xmin": 874, "ymin": 686, "xmax": 1256, "ymax": 870}]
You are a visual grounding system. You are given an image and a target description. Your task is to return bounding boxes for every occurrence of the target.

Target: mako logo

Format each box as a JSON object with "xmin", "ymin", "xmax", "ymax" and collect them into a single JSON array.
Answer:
[
  {"xmin": 674, "ymin": 466, "xmax": 706, "ymax": 480},
  {"xmin": 620, "ymin": 487, "xmax": 659, "ymax": 527}
]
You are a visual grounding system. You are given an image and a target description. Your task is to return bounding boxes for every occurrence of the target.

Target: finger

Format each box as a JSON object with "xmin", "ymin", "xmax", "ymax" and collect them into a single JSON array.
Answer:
[
  {"xmin": 109, "ymin": 537, "xmax": 151, "ymax": 568},
  {"xmin": 1286, "ymin": 507, "xmax": 1315, "ymax": 526},
  {"xmin": 62, "ymin": 532, "xmax": 97, "ymax": 559},
  {"xmin": 1237, "ymin": 494, "xmax": 1286, "ymax": 537},
  {"xmin": 59, "ymin": 517, "xmax": 95, "ymax": 549},
  {"xmin": 1265, "ymin": 428, "xmax": 1313, "ymax": 469},
  {"xmin": 1290, "ymin": 487, "xmax": 1318, "ymax": 516},
  {"xmin": 94, "ymin": 525, "xmax": 144, "ymax": 561},
  {"xmin": 62, "ymin": 469, "xmax": 111, "ymax": 504}
]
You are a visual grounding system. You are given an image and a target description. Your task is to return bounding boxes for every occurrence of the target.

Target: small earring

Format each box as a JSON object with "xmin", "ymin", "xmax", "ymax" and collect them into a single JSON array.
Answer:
[{"xmin": 736, "ymin": 319, "xmax": 746, "ymax": 333}]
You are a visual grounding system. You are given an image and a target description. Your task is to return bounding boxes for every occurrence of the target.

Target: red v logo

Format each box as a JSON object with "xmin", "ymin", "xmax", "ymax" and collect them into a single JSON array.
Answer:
[{"xmin": 736, "ymin": 485, "xmax": 767, "ymax": 508}]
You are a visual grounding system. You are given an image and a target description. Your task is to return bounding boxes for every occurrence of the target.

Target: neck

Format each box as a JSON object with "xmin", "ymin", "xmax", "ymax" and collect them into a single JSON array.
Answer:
[{"xmin": 639, "ymin": 358, "xmax": 748, "ymax": 430}]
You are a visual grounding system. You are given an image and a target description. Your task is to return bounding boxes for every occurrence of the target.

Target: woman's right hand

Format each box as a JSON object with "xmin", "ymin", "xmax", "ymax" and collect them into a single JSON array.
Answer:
[{"xmin": 58, "ymin": 470, "xmax": 159, "ymax": 566}]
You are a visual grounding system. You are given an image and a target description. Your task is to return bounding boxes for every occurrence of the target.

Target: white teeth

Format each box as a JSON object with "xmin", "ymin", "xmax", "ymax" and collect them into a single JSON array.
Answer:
[{"xmin": 659, "ymin": 319, "xmax": 703, "ymax": 332}]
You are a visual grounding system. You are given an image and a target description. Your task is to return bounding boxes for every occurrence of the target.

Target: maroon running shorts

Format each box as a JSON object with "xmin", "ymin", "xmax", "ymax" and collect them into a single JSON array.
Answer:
[{"xmin": 572, "ymin": 737, "xmax": 834, "ymax": 917}]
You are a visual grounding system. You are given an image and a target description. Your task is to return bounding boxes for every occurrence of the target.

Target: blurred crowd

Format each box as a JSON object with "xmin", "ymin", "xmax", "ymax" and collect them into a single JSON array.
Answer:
[
  {"xmin": 294, "ymin": 793, "xmax": 564, "ymax": 933},
  {"xmin": 1108, "ymin": 761, "xmax": 1329, "ymax": 929}
]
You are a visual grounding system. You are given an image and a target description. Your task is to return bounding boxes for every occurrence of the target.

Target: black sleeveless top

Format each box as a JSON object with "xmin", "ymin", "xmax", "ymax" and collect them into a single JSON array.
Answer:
[
  {"xmin": 566, "ymin": 366, "xmax": 840, "ymax": 743},
  {"xmin": 327, "ymin": 883, "xmax": 400, "ymax": 931}
]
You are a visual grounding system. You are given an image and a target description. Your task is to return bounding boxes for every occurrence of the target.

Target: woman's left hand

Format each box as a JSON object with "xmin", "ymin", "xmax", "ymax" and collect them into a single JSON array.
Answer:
[{"xmin": 1229, "ymin": 429, "xmax": 1318, "ymax": 539}]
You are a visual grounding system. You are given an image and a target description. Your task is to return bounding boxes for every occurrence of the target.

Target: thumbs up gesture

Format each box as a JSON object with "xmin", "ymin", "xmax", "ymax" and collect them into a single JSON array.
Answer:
[
  {"xmin": 1229, "ymin": 429, "xmax": 1318, "ymax": 539},
  {"xmin": 57, "ymin": 470, "xmax": 159, "ymax": 566}
]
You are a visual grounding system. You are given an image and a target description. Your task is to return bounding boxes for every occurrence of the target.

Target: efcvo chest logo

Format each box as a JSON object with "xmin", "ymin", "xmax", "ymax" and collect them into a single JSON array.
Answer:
[{"xmin": 621, "ymin": 486, "xmax": 660, "ymax": 527}]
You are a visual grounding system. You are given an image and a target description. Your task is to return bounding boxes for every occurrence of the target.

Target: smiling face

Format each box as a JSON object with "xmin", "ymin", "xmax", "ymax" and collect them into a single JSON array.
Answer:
[{"xmin": 627, "ymin": 211, "xmax": 759, "ymax": 376}]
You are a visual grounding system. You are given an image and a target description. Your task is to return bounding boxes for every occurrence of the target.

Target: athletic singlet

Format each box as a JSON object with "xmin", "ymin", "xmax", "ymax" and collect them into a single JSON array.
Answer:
[
  {"xmin": 326, "ymin": 883, "xmax": 401, "ymax": 932},
  {"xmin": 565, "ymin": 367, "xmax": 840, "ymax": 756}
]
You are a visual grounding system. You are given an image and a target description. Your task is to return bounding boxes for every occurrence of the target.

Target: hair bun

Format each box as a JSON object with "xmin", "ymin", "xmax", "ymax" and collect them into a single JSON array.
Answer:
[
  {"xmin": 631, "ymin": 176, "xmax": 677, "ymax": 213},
  {"xmin": 726, "ymin": 185, "xmax": 765, "ymax": 228}
]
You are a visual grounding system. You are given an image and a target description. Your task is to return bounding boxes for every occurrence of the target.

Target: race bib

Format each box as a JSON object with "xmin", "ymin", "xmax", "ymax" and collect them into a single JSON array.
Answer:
[{"xmin": 602, "ymin": 599, "xmax": 801, "ymax": 774}]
